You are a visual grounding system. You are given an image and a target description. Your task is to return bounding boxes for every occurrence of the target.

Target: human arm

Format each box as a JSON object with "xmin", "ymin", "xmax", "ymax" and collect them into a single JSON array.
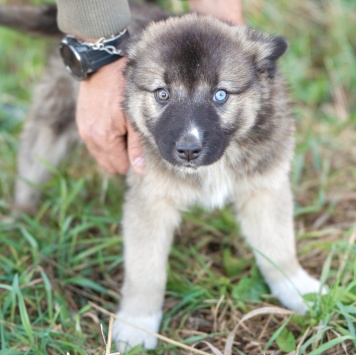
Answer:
[
  {"xmin": 56, "ymin": 0, "xmax": 143, "ymax": 174},
  {"xmin": 56, "ymin": 0, "xmax": 131, "ymax": 39},
  {"xmin": 189, "ymin": 0, "xmax": 243, "ymax": 25}
]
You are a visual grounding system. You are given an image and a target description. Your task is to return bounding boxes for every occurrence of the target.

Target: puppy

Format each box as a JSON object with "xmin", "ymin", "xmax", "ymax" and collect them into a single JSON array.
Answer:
[
  {"xmin": 114, "ymin": 14, "xmax": 325, "ymax": 351},
  {"xmin": 0, "ymin": 3, "xmax": 324, "ymax": 352}
]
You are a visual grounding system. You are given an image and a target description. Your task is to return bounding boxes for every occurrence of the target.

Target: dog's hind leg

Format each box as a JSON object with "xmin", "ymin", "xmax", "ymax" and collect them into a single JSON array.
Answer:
[
  {"xmin": 14, "ymin": 56, "xmax": 78, "ymax": 213},
  {"xmin": 14, "ymin": 120, "xmax": 78, "ymax": 213},
  {"xmin": 113, "ymin": 181, "xmax": 181, "ymax": 352},
  {"xmin": 235, "ymin": 172, "xmax": 324, "ymax": 315}
]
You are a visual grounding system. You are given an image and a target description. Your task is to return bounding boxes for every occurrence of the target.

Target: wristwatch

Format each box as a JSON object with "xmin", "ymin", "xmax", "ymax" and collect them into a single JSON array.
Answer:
[{"xmin": 59, "ymin": 29, "xmax": 129, "ymax": 81}]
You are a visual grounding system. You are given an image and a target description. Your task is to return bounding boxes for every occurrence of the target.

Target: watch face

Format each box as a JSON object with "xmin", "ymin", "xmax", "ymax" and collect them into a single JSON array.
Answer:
[
  {"xmin": 60, "ymin": 40, "xmax": 87, "ymax": 80},
  {"xmin": 59, "ymin": 35, "xmax": 124, "ymax": 80}
]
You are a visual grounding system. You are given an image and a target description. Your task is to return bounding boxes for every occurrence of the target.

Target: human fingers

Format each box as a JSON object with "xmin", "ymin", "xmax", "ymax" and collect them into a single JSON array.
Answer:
[
  {"xmin": 127, "ymin": 121, "xmax": 144, "ymax": 174},
  {"xmin": 85, "ymin": 128, "xmax": 130, "ymax": 175}
]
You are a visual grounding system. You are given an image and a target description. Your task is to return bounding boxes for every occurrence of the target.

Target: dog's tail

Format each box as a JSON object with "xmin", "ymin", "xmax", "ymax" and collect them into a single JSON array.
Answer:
[{"xmin": 0, "ymin": 4, "xmax": 61, "ymax": 37}]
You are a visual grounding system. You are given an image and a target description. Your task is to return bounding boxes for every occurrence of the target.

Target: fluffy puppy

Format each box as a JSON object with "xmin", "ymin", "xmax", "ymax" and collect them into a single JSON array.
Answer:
[{"xmin": 114, "ymin": 14, "xmax": 324, "ymax": 351}]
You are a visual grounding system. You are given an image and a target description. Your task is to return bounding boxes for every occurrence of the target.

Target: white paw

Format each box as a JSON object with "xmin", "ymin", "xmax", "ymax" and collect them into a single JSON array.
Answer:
[
  {"xmin": 269, "ymin": 268, "xmax": 327, "ymax": 315},
  {"xmin": 112, "ymin": 311, "xmax": 162, "ymax": 353}
]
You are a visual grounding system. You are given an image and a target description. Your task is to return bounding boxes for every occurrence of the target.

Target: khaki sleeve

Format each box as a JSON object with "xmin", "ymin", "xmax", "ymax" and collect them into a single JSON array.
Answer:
[{"xmin": 56, "ymin": 0, "xmax": 131, "ymax": 39}]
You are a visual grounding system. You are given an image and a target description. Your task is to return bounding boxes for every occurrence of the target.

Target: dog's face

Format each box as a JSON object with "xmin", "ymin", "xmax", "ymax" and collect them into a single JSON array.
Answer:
[{"xmin": 124, "ymin": 14, "xmax": 287, "ymax": 170}]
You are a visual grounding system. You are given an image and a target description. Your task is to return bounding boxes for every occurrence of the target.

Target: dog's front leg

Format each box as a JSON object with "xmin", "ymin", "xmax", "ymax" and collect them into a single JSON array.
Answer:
[
  {"xmin": 235, "ymin": 176, "xmax": 323, "ymax": 314},
  {"xmin": 113, "ymin": 185, "xmax": 181, "ymax": 352}
]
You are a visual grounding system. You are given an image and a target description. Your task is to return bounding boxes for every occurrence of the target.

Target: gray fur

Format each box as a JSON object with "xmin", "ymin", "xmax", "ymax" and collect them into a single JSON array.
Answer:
[
  {"xmin": 116, "ymin": 15, "xmax": 324, "ymax": 351},
  {"xmin": 2, "ymin": 4, "xmax": 324, "ymax": 352},
  {"xmin": 14, "ymin": 55, "xmax": 78, "ymax": 212}
]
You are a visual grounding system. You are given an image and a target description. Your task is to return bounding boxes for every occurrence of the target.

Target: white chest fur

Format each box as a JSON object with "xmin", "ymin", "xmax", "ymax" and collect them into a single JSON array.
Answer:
[{"xmin": 197, "ymin": 164, "xmax": 236, "ymax": 210}]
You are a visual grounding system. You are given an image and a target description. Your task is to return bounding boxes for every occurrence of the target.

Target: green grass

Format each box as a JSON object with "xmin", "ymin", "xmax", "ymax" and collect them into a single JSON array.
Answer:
[{"xmin": 1, "ymin": 0, "xmax": 356, "ymax": 354}]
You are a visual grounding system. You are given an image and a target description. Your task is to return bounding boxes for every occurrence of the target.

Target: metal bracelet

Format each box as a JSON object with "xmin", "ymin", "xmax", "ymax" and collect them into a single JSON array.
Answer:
[
  {"xmin": 83, "ymin": 28, "xmax": 127, "ymax": 56},
  {"xmin": 87, "ymin": 42, "xmax": 123, "ymax": 56}
]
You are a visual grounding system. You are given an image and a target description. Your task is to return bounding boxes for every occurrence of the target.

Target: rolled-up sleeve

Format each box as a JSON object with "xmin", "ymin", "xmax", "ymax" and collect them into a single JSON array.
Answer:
[{"xmin": 57, "ymin": 0, "xmax": 131, "ymax": 38}]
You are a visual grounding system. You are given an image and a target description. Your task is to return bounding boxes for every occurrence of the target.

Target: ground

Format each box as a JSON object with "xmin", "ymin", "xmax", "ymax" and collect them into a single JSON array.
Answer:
[{"xmin": 0, "ymin": 0, "xmax": 355, "ymax": 354}]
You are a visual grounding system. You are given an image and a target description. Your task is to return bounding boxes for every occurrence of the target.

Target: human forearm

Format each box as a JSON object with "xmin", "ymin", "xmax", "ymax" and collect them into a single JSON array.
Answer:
[
  {"xmin": 188, "ymin": 0, "xmax": 243, "ymax": 25},
  {"xmin": 56, "ymin": 0, "xmax": 131, "ymax": 38}
]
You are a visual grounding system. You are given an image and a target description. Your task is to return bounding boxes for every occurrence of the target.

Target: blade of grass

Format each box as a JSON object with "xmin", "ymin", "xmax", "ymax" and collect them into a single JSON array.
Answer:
[{"xmin": 12, "ymin": 275, "xmax": 34, "ymax": 347}]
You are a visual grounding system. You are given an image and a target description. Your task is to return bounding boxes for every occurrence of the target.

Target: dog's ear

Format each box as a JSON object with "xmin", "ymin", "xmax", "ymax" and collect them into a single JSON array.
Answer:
[
  {"xmin": 239, "ymin": 26, "xmax": 288, "ymax": 78},
  {"xmin": 121, "ymin": 35, "xmax": 140, "ymax": 59}
]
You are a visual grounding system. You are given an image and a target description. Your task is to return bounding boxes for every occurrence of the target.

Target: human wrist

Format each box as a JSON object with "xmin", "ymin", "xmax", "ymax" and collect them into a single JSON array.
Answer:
[
  {"xmin": 60, "ymin": 30, "xmax": 128, "ymax": 81},
  {"xmin": 84, "ymin": 57, "xmax": 127, "ymax": 82}
]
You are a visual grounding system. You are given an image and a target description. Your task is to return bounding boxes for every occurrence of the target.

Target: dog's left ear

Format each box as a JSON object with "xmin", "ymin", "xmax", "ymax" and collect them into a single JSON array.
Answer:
[
  {"xmin": 121, "ymin": 35, "xmax": 141, "ymax": 59},
  {"xmin": 240, "ymin": 27, "xmax": 288, "ymax": 78}
]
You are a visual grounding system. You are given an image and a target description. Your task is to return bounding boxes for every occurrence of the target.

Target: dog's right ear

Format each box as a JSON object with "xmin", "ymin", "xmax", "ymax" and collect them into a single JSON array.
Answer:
[{"xmin": 238, "ymin": 26, "xmax": 288, "ymax": 78}]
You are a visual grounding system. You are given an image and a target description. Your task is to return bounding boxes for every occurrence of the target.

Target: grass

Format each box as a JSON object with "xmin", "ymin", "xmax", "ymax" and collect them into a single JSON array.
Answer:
[{"xmin": 0, "ymin": 0, "xmax": 356, "ymax": 354}]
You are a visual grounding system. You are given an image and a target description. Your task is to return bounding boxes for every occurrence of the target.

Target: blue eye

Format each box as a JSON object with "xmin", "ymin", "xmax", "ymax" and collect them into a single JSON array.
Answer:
[
  {"xmin": 213, "ymin": 90, "xmax": 228, "ymax": 103},
  {"xmin": 155, "ymin": 88, "xmax": 170, "ymax": 102}
]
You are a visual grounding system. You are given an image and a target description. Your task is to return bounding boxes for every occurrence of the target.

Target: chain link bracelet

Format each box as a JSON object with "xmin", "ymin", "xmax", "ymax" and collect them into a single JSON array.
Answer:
[{"xmin": 83, "ymin": 29, "xmax": 128, "ymax": 56}]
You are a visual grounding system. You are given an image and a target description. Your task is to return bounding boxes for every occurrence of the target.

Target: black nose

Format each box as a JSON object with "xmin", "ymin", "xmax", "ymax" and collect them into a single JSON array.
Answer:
[{"xmin": 176, "ymin": 143, "xmax": 202, "ymax": 161}]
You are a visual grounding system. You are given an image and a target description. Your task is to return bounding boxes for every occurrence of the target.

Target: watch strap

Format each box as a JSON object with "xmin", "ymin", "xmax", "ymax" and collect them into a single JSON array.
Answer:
[
  {"xmin": 82, "ymin": 29, "xmax": 129, "ymax": 57},
  {"xmin": 84, "ymin": 30, "xmax": 130, "ymax": 72}
]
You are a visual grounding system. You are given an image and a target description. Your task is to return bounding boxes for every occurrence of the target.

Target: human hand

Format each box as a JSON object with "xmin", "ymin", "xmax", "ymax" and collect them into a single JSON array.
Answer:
[
  {"xmin": 76, "ymin": 58, "xmax": 143, "ymax": 175},
  {"xmin": 189, "ymin": 0, "xmax": 243, "ymax": 25}
]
